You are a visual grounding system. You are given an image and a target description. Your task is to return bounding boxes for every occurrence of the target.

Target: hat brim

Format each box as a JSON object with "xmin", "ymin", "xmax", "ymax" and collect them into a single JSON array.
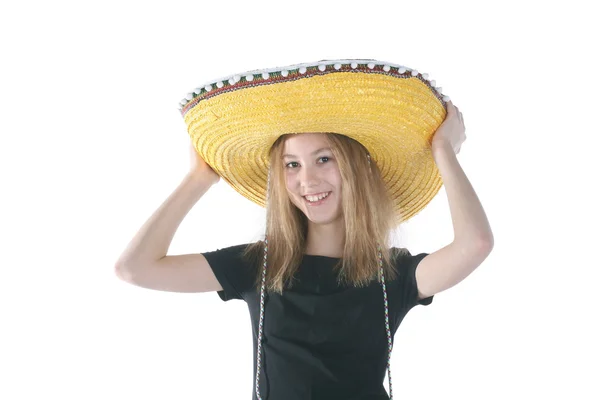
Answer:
[{"xmin": 183, "ymin": 63, "xmax": 446, "ymax": 223}]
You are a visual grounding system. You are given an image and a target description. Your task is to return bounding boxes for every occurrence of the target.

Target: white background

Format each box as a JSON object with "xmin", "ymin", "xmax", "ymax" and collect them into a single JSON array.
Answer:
[{"xmin": 1, "ymin": 0, "xmax": 598, "ymax": 399}]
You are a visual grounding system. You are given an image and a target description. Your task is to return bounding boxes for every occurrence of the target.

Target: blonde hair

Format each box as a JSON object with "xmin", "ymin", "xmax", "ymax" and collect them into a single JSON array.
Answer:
[{"xmin": 242, "ymin": 133, "xmax": 403, "ymax": 295}]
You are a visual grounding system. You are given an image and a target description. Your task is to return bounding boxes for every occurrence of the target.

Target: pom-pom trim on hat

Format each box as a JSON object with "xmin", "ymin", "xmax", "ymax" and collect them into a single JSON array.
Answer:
[{"xmin": 179, "ymin": 59, "xmax": 448, "ymax": 115}]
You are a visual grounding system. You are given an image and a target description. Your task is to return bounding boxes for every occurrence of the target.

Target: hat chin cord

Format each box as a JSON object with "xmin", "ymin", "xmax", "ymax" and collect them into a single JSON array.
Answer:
[{"xmin": 254, "ymin": 240, "xmax": 393, "ymax": 399}]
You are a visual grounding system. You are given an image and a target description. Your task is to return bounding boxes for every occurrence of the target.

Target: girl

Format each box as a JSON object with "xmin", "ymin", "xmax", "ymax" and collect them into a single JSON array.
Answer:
[{"xmin": 115, "ymin": 60, "xmax": 494, "ymax": 400}]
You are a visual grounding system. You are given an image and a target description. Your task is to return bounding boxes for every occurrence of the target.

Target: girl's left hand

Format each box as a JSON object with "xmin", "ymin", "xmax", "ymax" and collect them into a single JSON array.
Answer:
[{"xmin": 431, "ymin": 100, "xmax": 466, "ymax": 155}]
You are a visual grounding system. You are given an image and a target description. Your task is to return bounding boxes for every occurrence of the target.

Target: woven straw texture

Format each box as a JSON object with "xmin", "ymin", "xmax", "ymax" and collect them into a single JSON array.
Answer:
[{"xmin": 183, "ymin": 67, "xmax": 446, "ymax": 223}]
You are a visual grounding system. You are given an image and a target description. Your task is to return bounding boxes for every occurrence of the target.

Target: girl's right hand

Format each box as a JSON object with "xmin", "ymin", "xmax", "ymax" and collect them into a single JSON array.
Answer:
[{"xmin": 189, "ymin": 141, "xmax": 220, "ymax": 185}]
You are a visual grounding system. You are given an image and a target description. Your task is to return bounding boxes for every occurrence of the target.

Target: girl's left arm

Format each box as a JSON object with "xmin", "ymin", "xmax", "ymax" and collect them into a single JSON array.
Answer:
[{"xmin": 414, "ymin": 102, "xmax": 494, "ymax": 300}]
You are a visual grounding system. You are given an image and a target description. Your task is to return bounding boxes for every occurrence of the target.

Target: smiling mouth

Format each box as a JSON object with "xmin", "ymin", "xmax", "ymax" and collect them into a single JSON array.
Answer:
[{"xmin": 303, "ymin": 191, "xmax": 332, "ymax": 204}]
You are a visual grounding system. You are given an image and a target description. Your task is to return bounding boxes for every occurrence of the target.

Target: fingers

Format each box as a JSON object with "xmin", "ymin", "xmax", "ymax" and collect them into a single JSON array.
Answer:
[
  {"xmin": 446, "ymin": 101, "xmax": 464, "ymax": 128},
  {"xmin": 452, "ymin": 102, "xmax": 463, "ymax": 126},
  {"xmin": 447, "ymin": 101, "xmax": 460, "ymax": 116}
]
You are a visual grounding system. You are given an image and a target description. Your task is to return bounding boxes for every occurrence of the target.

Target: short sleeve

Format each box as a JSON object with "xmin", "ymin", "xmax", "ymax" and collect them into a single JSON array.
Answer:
[
  {"xmin": 201, "ymin": 243, "xmax": 257, "ymax": 302},
  {"xmin": 394, "ymin": 249, "xmax": 434, "ymax": 308}
]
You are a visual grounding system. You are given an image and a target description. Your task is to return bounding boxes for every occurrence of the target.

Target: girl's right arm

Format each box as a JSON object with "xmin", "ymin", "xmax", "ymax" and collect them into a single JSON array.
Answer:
[{"xmin": 114, "ymin": 143, "xmax": 224, "ymax": 293}]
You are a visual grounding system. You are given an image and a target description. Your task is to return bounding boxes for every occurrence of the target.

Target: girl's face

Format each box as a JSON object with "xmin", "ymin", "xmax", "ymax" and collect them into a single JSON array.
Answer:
[{"xmin": 282, "ymin": 133, "xmax": 343, "ymax": 224}]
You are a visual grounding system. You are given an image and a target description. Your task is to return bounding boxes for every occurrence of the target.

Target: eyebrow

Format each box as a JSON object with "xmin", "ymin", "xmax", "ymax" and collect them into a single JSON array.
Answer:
[{"xmin": 282, "ymin": 147, "xmax": 331, "ymax": 159}]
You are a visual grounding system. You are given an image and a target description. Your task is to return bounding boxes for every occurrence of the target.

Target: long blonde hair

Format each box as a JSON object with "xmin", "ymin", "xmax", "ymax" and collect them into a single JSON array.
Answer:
[{"xmin": 243, "ymin": 132, "xmax": 403, "ymax": 295}]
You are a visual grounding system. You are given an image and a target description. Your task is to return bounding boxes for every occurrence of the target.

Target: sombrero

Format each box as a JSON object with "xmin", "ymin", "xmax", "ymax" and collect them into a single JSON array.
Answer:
[{"xmin": 179, "ymin": 59, "xmax": 449, "ymax": 223}]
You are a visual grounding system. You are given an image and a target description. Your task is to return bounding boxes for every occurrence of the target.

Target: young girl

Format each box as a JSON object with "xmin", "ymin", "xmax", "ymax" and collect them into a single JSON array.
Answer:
[{"xmin": 115, "ymin": 60, "xmax": 494, "ymax": 400}]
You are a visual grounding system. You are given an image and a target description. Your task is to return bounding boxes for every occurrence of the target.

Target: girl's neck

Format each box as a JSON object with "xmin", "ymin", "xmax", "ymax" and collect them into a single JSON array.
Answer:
[{"xmin": 305, "ymin": 220, "xmax": 344, "ymax": 258}]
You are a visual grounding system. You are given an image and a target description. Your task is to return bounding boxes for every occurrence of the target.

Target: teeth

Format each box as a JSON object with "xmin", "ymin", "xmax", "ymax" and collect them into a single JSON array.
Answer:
[{"xmin": 305, "ymin": 192, "xmax": 330, "ymax": 202}]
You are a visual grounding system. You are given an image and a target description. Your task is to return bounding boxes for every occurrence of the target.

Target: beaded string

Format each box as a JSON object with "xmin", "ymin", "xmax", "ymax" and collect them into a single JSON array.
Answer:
[
  {"xmin": 254, "ymin": 168, "xmax": 272, "ymax": 400},
  {"xmin": 254, "ymin": 239, "xmax": 394, "ymax": 399}
]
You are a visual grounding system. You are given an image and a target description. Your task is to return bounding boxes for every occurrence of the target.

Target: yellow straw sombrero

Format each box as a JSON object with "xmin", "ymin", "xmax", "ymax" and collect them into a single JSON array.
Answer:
[{"xmin": 180, "ymin": 59, "xmax": 449, "ymax": 223}]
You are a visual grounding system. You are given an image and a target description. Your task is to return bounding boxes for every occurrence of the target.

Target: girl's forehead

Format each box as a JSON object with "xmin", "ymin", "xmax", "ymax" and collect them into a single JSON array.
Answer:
[{"xmin": 283, "ymin": 133, "xmax": 328, "ymax": 148}]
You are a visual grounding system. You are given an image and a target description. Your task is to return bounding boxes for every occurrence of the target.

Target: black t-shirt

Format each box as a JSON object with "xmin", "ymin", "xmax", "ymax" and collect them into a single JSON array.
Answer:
[{"xmin": 202, "ymin": 243, "xmax": 434, "ymax": 400}]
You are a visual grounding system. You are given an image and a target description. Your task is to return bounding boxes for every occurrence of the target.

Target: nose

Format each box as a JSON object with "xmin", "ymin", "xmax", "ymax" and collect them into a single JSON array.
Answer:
[{"xmin": 299, "ymin": 163, "xmax": 321, "ymax": 187}]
